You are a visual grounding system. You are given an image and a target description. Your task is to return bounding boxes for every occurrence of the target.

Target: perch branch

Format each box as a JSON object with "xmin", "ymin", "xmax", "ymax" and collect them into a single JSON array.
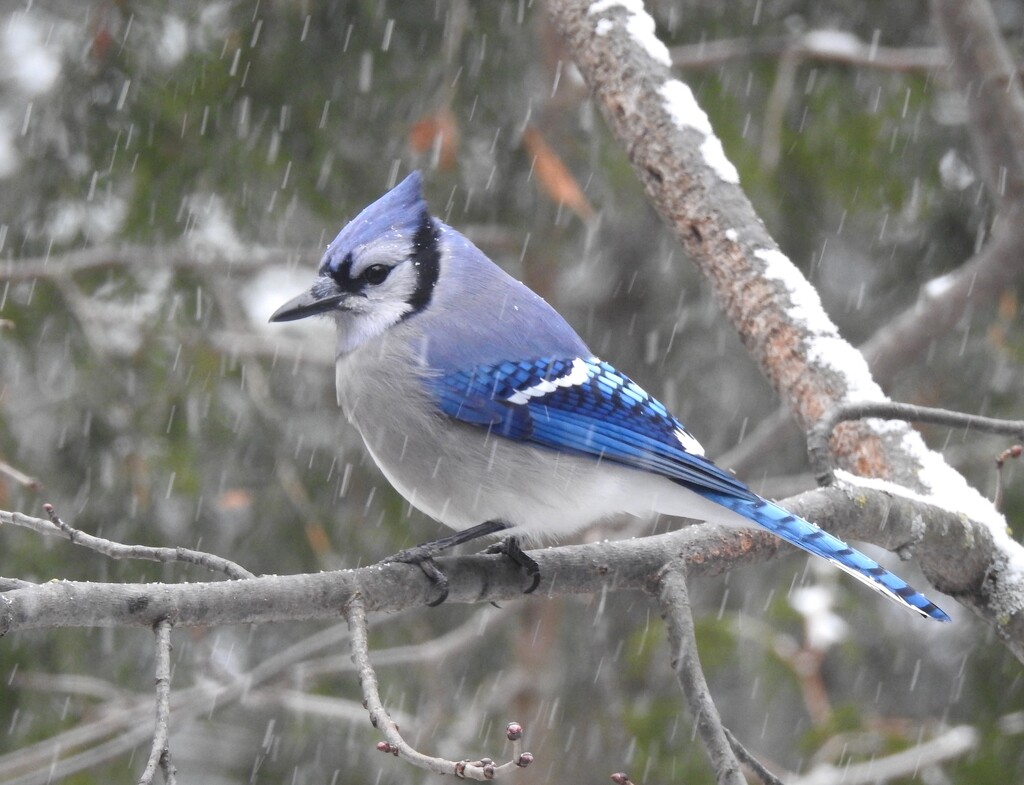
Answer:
[
  {"xmin": 3, "ymin": 477, "xmax": 1022, "ymax": 658},
  {"xmin": 0, "ymin": 481, "xmax": 1001, "ymax": 634}
]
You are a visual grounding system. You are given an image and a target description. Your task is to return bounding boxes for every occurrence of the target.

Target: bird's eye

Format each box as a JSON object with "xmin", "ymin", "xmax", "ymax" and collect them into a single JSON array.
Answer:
[{"xmin": 361, "ymin": 264, "xmax": 391, "ymax": 286}]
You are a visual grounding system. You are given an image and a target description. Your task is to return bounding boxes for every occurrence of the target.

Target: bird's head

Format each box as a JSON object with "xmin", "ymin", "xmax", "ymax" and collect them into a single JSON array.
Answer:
[{"xmin": 270, "ymin": 172, "xmax": 440, "ymax": 354}]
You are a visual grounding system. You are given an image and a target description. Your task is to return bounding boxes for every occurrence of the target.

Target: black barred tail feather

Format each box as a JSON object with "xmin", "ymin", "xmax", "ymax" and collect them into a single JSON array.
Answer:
[{"xmin": 702, "ymin": 492, "xmax": 951, "ymax": 622}]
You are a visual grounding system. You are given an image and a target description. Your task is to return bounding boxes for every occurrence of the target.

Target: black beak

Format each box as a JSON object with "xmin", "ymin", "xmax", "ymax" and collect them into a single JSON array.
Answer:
[{"xmin": 269, "ymin": 285, "xmax": 348, "ymax": 323}]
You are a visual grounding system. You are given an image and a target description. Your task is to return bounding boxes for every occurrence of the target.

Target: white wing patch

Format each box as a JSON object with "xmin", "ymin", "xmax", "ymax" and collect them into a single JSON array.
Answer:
[
  {"xmin": 506, "ymin": 357, "xmax": 591, "ymax": 405},
  {"xmin": 674, "ymin": 427, "xmax": 705, "ymax": 456}
]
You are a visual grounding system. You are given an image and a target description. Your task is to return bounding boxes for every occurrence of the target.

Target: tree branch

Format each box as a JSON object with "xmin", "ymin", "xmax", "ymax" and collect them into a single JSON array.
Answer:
[
  {"xmin": 995, "ymin": 445, "xmax": 1023, "ymax": 511},
  {"xmin": 138, "ymin": 619, "xmax": 176, "ymax": 785},
  {"xmin": 346, "ymin": 594, "xmax": 532, "ymax": 780},
  {"xmin": 808, "ymin": 401, "xmax": 1024, "ymax": 485},
  {"xmin": 862, "ymin": 0, "xmax": 1024, "ymax": 385},
  {"xmin": 932, "ymin": 0, "xmax": 1024, "ymax": 208},
  {"xmin": 0, "ymin": 241, "xmax": 292, "ymax": 282},
  {"xmin": 860, "ymin": 222, "xmax": 1024, "ymax": 387},
  {"xmin": 723, "ymin": 729, "xmax": 785, "ymax": 785},
  {"xmin": 0, "ymin": 577, "xmax": 36, "ymax": 592},
  {"xmin": 0, "ymin": 622, "xmax": 364, "ymax": 782},
  {"xmin": 296, "ymin": 607, "xmax": 506, "ymax": 681},
  {"xmin": 789, "ymin": 724, "xmax": 977, "ymax": 785},
  {"xmin": 656, "ymin": 566, "xmax": 747, "ymax": 785},
  {"xmin": 671, "ymin": 31, "xmax": 944, "ymax": 73},
  {"xmin": 1, "ymin": 482, "xmax": 998, "ymax": 636},
  {"xmin": 2, "ymin": 506, "xmax": 254, "ymax": 580},
  {"xmin": 543, "ymin": 0, "xmax": 1022, "ymax": 658},
  {"xmin": 0, "ymin": 460, "xmax": 42, "ymax": 491}
]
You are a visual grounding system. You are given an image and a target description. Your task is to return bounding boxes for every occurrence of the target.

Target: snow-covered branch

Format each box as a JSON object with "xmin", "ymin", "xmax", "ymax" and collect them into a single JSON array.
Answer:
[{"xmin": 544, "ymin": 0, "xmax": 1023, "ymax": 659}]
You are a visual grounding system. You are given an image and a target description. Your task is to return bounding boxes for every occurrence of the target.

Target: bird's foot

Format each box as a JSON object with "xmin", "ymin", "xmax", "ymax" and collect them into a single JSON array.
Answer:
[
  {"xmin": 380, "ymin": 520, "xmax": 511, "ymax": 607},
  {"xmin": 485, "ymin": 536, "xmax": 541, "ymax": 594},
  {"xmin": 381, "ymin": 545, "xmax": 451, "ymax": 606}
]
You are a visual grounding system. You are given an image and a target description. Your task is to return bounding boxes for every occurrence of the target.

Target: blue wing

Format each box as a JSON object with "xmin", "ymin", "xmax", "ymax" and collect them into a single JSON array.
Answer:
[
  {"xmin": 430, "ymin": 356, "xmax": 754, "ymax": 500},
  {"xmin": 428, "ymin": 356, "xmax": 951, "ymax": 622}
]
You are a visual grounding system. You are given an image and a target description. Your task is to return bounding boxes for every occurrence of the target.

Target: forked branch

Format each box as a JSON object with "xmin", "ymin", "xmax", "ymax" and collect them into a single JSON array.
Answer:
[{"xmin": 346, "ymin": 594, "xmax": 533, "ymax": 779}]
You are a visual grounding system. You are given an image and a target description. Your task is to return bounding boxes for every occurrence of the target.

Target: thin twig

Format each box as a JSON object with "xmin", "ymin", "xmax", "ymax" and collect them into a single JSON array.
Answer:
[
  {"xmin": 0, "ymin": 623, "xmax": 359, "ymax": 783},
  {"xmin": 934, "ymin": 0, "xmax": 1024, "ymax": 207},
  {"xmin": 0, "ymin": 241, "xmax": 291, "ymax": 283},
  {"xmin": 995, "ymin": 445, "xmax": 1023, "ymax": 511},
  {"xmin": 11, "ymin": 672, "xmax": 130, "ymax": 702},
  {"xmin": 345, "ymin": 594, "xmax": 533, "ymax": 780},
  {"xmin": 656, "ymin": 566, "xmax": 747, "ymax": 785},
  {"xmin": 723, "ymin": 729, "xmax": 785, "ymax": 785},
  {"xmin": 296, "ymin": 607, "xmax": 503, "ymax": 681},
  {"xmin": 760, "ymin": 45, "xmax": 801, "ymax": 171},
  {"xmin": 861, "ymin": 226, "xmax": 1024, "ymax": 387},
  {"xmin": 1, "ymin": 727, "xmax": 156, "ymax": 785},
  {"xmin": 0, "ymin": 577, "xmax": 36, "ymax": 591},
  {"xmin": 862, "ymin": 0, "xmax": 1024, "ymax": 386},
  {"xmin": 670, "ymin": 32, "xmax": 945, "ymax": 73},
  {"xmin": 0, "ymin": 460, "xmax": 43, "ymax": 491},
  {"xmin": 13, "ymin": 503, "xmax": 256, "ymax": 580},
  {"xmin": 808, "ymin": 401, "xmax": 1024, "ymax": 486},
  {"xmin": 240, "ymin": 687, "xmax": 402, "ymax": 724},
  {"xmin": 788, "ymin": 724, "xmax": 977, "ymax": 785},
  {"xmin": 138, "ymin": 618, "xmax": 176, "ymax": 785}
]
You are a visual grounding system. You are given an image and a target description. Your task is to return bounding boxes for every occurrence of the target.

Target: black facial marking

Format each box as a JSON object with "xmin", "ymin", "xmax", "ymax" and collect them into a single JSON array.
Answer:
[
  {"xmin": 324, "ymin": 254, "xmax": 390, "ymax": 293},
  {"xmin": 327, "ymin": 253, "xmax": 355, "ymax": 289},
  {"xmin": 406, "ymin": 209, "xmax": 440, "ymax": 316}
]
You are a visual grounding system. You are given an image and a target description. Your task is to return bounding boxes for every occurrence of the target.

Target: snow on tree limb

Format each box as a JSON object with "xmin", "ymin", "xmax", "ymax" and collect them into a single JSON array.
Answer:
[{"xmin": 546, "ymin": 0, "xmax": 1023, "ymax": 655}]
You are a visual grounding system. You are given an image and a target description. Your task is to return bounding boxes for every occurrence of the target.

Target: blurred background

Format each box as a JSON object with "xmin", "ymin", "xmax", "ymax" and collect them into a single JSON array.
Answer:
[{"xmin": 1, "ymin": 1, "xmax": 1022, "ymax": 783}]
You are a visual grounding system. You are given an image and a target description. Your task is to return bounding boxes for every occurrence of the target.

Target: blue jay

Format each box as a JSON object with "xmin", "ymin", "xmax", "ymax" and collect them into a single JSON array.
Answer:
[{"xmin": 271, "ymin": 172, "xmax": 949, "ymax": 622}]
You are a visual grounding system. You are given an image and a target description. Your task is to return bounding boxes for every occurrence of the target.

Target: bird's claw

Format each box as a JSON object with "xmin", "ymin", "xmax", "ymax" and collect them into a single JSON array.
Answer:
[
  {"xmin": 485, "ymin": 537, "xmax": 541, "ymax": 594},
  {"xmin": 382, "ymin": 533, "xmax": 539, "ymax": 606},
  {"xmin": 381, "ymin": 547, "xmax": 450, "ymax": 606}
]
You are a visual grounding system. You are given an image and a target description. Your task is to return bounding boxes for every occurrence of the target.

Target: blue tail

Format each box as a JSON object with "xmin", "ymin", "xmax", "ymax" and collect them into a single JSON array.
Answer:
[{"xmin": 701, "ymin": 492, "xmax": 951, "ymax": 622}]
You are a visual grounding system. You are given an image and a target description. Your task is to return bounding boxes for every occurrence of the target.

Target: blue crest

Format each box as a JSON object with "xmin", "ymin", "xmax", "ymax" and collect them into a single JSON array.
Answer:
[{"xmin": 319, "ymin": 172, "xmax": 428, "ymax": 276}]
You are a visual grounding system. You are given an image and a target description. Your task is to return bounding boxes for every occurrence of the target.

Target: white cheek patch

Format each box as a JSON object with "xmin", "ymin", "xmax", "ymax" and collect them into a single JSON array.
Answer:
[
  {"xmin": 507, "ymin": 357, "xmax": 591, "ymax": 405},
  {"xmin": 333, "ymin": 265, "xmax": 418, "ymax": 355},
  {"xmin": 674, "ymin": 427, "xmax": 705, "ymax": 456}
]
